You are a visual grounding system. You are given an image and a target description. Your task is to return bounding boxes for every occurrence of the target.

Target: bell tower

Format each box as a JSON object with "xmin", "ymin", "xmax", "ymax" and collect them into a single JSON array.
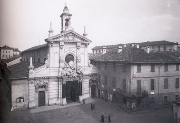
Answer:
[{"xmin": 60, "ymin": 4, "xmax": 73, "ymax": 32}]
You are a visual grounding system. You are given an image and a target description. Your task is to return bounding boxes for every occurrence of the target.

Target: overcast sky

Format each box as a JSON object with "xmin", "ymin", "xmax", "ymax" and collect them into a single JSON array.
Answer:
[{"xmin": 0, "ymin": 0, "xmax": 180, "ymax": 52}]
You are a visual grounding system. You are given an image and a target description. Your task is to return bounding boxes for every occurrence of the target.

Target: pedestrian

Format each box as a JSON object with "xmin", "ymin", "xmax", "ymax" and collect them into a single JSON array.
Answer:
[
  {"xmin": 108, "ymin": 114, "xmax": 111, "ymax": 123},
  {"xmin": 91, "ymin": 103, "xmax": 93, "ymax": 110},
  {"xmin": 93, "ymin": 103, "xmax": 95, "ymax": 110},
  {"xmin": 101, "ymin": 113, "xmax": 104, "ymax": 123}
]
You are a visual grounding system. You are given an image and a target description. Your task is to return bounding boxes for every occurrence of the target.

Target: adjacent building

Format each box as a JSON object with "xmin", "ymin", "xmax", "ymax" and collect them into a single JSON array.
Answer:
[
  {"xmin": 90, "ymin": 44, "xmax": 180, "ymax": 106},
  {"xmin": 9, "ymin": 5, "xmax": 92, "ymax": 111},
  {"xmin": 0, "ymin": 45, "xmax": 21, "ymax": 59}
]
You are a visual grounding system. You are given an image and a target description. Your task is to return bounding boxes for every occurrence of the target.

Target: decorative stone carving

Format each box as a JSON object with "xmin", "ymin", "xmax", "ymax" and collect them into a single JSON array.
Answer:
[
  {"xmin": 61, "ymin": 61, "xmax": 83, "ymax": 79},
  {"xmin": 34, "ymin": 80, "xmax": 48, "ymax": 92},
  {"xmin": 45, "ymin": 54, "xmax": 50, "ymax": 68}
]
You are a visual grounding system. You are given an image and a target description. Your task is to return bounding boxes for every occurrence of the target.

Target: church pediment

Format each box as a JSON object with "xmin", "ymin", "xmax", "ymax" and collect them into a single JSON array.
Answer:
[{"xmin": 45, "ymin": 30, "xmax": 91, "ymax": 44}]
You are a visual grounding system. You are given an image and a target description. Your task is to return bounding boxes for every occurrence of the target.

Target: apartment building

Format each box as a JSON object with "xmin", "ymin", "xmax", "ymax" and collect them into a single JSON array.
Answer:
[{"xmin": 90, "ymin": 44, "xmax": 180, "ymax": 106}]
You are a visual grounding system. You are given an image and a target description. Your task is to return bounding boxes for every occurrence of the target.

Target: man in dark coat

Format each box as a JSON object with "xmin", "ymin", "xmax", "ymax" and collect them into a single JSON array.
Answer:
[
  {"xmin": 108, "ymin": 114, "xmax": 111, "ymax": 123},
  {"xmin": 101, "ymin": 113, "xmax": 104, "ymax": 123}
]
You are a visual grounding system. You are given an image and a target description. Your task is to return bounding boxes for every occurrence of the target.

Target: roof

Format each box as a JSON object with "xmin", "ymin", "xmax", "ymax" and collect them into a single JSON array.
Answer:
[
  {"xmin": 13, "ymin": 49, "xmax": 20, "ymax": 52},
  {"xmin": 90, "ymin": 46, "xmax": 180, "ymax": 63},
  {"xmin": 8, "ymin": 62, "xmax": 44, "ymax": 79},
  {"xmin": 22, "ymin": 44, "xmax": 48, "ymax": 53},
  {"xmin": 138, "ymin": 40, "xmax": 178, "ymax": 47},
  {"xmin": 1, "ymin": 55, "xmax": 21, "ymax": 63},
  {"xmin": 92, "ymin": 44, "xmax": 123, "ymax": 50},
  {"xmin": 0, "ymin": 45, "xmax": 13, "ymax": 50}
]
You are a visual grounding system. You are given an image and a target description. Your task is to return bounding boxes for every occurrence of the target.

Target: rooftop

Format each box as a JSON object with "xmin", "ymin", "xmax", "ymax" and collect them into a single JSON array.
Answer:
[
  {"xmin": 22, "ymin": 44, "xmax": 48, "ymax": 53},
  {"xmin": 8, "ymin": 62, "xmax": 44, "ymax": 79},
  {"xmin": 1, "ymin": 55, "xmax": 21, "ymax": 63},
  {"xmin": 92, "ymin": 44, "xmax": 124, "ymax": 50},
  {"xmin": 90, "ymin": 46, "xmax": 180, "ymax": 63},
  {"xmin": 138, "ymin": 40, "xmax": 178, "ymax": 47}
]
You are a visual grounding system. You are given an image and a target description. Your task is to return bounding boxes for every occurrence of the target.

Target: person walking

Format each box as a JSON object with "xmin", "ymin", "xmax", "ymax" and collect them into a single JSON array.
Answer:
[
  {"xmin": 101, "ymin": 113, "xmax": 104, "ymax": 123},
  {"xmin": 108, "ymin": 114, "xmax": 111, "ymax": 123}
]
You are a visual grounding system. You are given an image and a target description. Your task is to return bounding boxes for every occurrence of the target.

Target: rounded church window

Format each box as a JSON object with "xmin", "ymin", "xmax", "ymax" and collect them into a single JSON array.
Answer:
[{"xmin": 65, "ymin": 54, "xmax": 74, "ymax": 63}]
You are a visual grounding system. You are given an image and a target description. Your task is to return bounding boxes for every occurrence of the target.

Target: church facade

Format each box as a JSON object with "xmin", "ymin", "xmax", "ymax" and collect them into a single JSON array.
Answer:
[{"xmin": 9, "ymin": 5, "xmax": 92, "ymax": 110}]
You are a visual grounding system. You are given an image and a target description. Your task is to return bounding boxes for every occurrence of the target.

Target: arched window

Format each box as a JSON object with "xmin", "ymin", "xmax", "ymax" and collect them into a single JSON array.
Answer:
[{"xmin": 65, "ymin": 54, "xmax": 74, "ymax": 63}]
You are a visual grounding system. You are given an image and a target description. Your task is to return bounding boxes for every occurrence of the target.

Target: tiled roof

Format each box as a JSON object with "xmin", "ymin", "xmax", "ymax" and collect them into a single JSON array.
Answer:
[
  {"xmin": 1, "ymin": 55, "xmax": 21, "ymax": 63},
  {"xmin": 8, "ymin": 62, "xmax": 44, "ymax": 79},
  {"xmin": 92, "ymin": 44, "xmax": 123, "ymax": 50},
  {"xmin": 0, "ymin": 45, "xmax": 13, "ymax": 50},
  {"xmin": 90, "ymin": 46, "xmax": 180, "ymax": 63},
  {"xmin": 22, "ymin": 44, "xmax": 48, "ymax": 53},
  {"xmin": 138, "ymin": 40, "xmax": 178, "ymax": 47}
]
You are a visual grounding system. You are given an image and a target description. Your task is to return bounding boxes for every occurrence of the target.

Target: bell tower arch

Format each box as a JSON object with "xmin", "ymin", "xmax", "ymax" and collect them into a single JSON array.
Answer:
[{"xmin": 60, "ymin": 4, "xmax": 74, "ymax": 32}]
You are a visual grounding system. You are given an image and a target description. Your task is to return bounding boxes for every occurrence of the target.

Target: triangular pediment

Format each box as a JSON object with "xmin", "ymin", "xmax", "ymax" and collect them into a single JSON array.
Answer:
[{"xmin": 45, "ymin": 30, "xmax": 91, "ymax": 44}]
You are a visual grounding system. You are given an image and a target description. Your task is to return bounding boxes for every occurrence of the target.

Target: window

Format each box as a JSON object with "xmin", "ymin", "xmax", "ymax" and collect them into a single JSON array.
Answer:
[
  {"xmin": 9, "ymin": 51, "xmax": 10, "ymax": 53},
  {"xmin": 163, "ymin": 46, "xmax": 166, "ymax": 51},
  {"xmin": 164, "ymin": 64, "xmax": 168, "ymax": 72},
  {"xmin": 112, "ymin": 77, "xmax": 116, "ymax": 88},
  {"xmin": 98, "ymin": 62, "xmax": 100, "ymax": 69},
  {"xmin": 38, "ymin": 58, "xmax": 40, "ymax": 62},
  {"xmin": 113, "ymin": 63, "xmax": 116, "ymax": 71},
  {"xmin": 158, "ymin": 46, "xmax": 160, "ymax": 51},
  {"xmin": 123, "ymin": 79, "xmax": 126, "ymax": 92},
  {"xmin": 175, "ymin": 95, "xmax": 179, "ymax": 101},
  {"xmin": 123, "ymin": 64, "xmax": 126, "ymax": 72},
  {"xmin": 175, "ymin": 78, "xmax": 179, "ymax": 88},
  {"xmin": 105, "ymin": 63, "xmax": 107, "ymax": 69},
  {"xmin": 9, "ymin": 55, "xmax": 10, "ymax": 57},
  {"xmin": 164, "ymin": 78, "xmax": 168, "ymax": 89},
  {"xmin": 137, "ymin": 64, "xmax": 141, "ymax": 72},
  {"xmin": 6, "ymin": 51, "xmax": 7, "ymax": 53},
  {"xmin": 26, "ymin": 58, "xmax": 28, "ymax": 62},
  {"xmin": 176, "ymin": 64, "xmax": 179, "ymax": 71},
  {"xmin": 150, "ymin": 79, "xmax": 155, "ymax": 90},
  {"xmin": 3, "ymin": 55, "xmax": 4, "ymax": 57},
  {"xmin": 104, "ymin": 75, "xmax": 108, "ymax": 85},
  {"xmin": 151, "ymin": 64, "xmax": 155, "ymax": 72},
  {"xmin": 164, "ymin": 96, "xmax": 168, "ymax": 102}
]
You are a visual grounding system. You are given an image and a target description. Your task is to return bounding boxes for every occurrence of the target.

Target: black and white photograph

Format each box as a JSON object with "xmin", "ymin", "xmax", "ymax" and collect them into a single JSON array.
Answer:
[{"xmin": 0, "ymin": 0, "xmax": 180, "ymax": 123}]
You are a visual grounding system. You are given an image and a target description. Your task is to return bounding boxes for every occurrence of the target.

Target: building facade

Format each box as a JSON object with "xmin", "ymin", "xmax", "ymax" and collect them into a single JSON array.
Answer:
[
  {"xmin": 9, "ymin": 5, "xmax": 92, "ymax": 111},
  {"xmin": 90, "ymin": 45, "xmax": 180, "ymax": 106},
  {"xmin": 0, "ymin": 45, "xmax": 21, "ymax": 60}
]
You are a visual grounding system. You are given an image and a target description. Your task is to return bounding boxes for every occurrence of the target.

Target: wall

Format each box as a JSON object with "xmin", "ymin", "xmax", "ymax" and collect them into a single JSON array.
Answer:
[
  {"xmin": 11, "ymin": 79, "xmax": 28, "ymax": 110},
  {"xmin": 131, "ymin": 63, "xmax": 180, "ymax": 103},
  {"xmin": 1, "ymin": 49, "xmax": 14, "ymax": 59},
  {"xmin": 22, "ymin": 46, "xmax": 49, "ymax": 63}
]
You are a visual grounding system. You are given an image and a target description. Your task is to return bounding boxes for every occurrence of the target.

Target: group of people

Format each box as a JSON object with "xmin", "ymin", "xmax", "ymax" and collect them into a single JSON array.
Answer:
[
  {"xmin": 90, "ymin": 103, "xmax": 111, "ymax": 123},
  {"xmin": 101, "ymin": 113, "xmax": 111, "ymax": 123}
]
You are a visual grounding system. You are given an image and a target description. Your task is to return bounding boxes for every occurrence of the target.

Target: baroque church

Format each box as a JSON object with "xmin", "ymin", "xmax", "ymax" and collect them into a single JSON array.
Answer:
[{"xmin": 9, "ymin": 5, "xmax": 92, "ymax": 110}]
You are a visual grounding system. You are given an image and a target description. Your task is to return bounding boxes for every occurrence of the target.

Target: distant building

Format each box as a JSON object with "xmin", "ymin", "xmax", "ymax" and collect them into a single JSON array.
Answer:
[
  {"xmin": 0, "ymin": 45, "xmax": 21, "ymax": 59},
  {"xmin": 92, "ymin": 40, "xmax": 178, "ymax": 55},
  {"xmin": 90, "ymin": 44, "xmax": 180, "ymax": 106},
  {"xmin": 137, "ymin": 40, "xmax": 178, "ymax": 53}
]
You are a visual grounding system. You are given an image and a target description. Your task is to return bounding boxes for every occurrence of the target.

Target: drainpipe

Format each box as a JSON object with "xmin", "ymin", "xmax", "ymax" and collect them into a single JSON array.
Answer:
[{"xmin": 157, "ymin": 64, "xmax": 163, "ymax": 96}]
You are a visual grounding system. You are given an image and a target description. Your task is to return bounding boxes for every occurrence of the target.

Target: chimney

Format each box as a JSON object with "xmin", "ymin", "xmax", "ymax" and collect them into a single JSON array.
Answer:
[
  {"xmin": 102, "ymin": 46, "xmax": 106, "ymax": 54},
  {"xmin": 118, "ymin": 45, "xmax": 123, "ymax": 52},
  {"xmin": 136, "ymin": 44, "xmax": 139, "ymax": 48},
  {"xmin": 147, "ymin": 47, "xmax": 150, "ymax": 53}
]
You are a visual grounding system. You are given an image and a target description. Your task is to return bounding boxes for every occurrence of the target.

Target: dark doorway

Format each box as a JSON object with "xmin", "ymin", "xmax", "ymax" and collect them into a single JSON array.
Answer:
[
  {"xmin": 137, "ymin": 97, "xmax": 141, "ymax": 106},
  {"xmin": 98, "ymin": 89, "xmax": 101, "ymax": 98},
  {"xmin": 70, "ymin": 87, "xmax": 76, "ymax": 102},
  {"xmin": 91, "ymin": 85, "xmax": 96, "ymax": 98},
  {"xmin": 38, "ymin": 91, "xmax": 45, "ymax": 107}
]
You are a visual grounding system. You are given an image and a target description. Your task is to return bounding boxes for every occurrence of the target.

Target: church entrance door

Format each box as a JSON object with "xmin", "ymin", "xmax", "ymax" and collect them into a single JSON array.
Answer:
[
  {"xmin": 38, "ymin": 91, "xmax": 45, "ymax": 107},
  {"xmin": 70, "ymin": 87, "xmax": 76, "ymax": 102},
  {"xmin": 91, "ymin": 85, "xmax": 96, "ymax": 98}
]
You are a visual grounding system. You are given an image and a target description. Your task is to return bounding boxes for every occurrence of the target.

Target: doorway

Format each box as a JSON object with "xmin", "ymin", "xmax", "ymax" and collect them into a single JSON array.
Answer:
[
  {"xmin": 98, "ymin": 89, "xmax": 101, "ymax": 98},
  {"xmin": 91, "ymin": 85, "xmax": 96, "ymax": 98},
  {"xmin": 70, "ymin": 86, "xmax": 76, "ymax": 102},
  {"xmin": 38, "ymin": 91, "xmax": 45, "ymax": 107}
]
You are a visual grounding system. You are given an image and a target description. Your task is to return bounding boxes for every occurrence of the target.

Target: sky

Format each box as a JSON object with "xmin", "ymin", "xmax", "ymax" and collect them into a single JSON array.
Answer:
[{"xmin": 0, "ymin": 0, "xmax": 180, "ymax": 53}]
